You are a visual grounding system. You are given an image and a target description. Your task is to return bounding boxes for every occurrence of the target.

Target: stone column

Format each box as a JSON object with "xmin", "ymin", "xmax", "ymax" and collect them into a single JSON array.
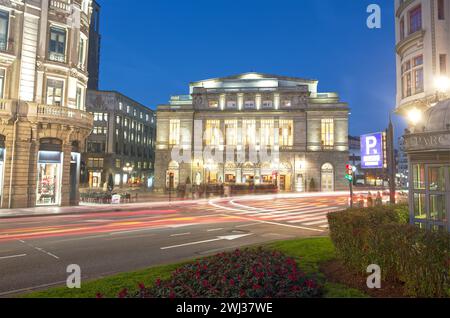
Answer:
[{"xmin": 60, "ymin": 142, "xmax": 72, "ymax": 207}]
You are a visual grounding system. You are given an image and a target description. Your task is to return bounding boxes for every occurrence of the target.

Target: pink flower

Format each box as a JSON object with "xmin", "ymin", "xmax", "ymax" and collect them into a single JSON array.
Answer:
[
  {"xmin": 155, "ymin": 278, "xmax": 162, "ymax": 287},
  {"xmin": 118, "ymin": 288, "xmax": 128, "ymax": 298},
  {"xmin": 229, "ymin": 279, "xmax": 235, "ymax": 286}
]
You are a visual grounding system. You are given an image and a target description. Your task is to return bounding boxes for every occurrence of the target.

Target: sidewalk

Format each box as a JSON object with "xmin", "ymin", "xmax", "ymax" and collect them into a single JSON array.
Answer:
[{"xmin": 0, "ymin": 196, "xmax": 212, "ymax": 219}]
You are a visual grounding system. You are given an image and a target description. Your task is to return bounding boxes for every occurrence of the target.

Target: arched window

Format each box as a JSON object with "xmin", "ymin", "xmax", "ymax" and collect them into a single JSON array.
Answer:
[{"xmin": 321, "ymin": 163, "xmax": 334, "ymax": 192}]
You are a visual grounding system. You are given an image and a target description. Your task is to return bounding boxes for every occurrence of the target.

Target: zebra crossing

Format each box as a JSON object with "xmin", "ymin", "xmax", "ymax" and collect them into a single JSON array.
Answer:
[{"xmin": 203, "ymin": 196, "xmax": 348, "ymax": 230}]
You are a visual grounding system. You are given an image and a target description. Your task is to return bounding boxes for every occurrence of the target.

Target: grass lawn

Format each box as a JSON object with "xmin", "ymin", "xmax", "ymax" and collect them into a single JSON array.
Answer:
[{"xmin": 22, "ymin": 237, "xmax": 367, "ymax": 298}]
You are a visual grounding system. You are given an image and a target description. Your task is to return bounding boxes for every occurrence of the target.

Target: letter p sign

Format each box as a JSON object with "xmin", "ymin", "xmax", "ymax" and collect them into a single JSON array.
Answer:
[{"xmin": 366, "ymin": 136, "xmax": 378, "ymax": 155}]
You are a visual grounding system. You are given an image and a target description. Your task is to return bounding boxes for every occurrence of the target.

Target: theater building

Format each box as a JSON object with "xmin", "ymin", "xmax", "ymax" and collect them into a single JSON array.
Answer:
[
  {"xmin": 0, "ymin": 0, "xmax": 94, "ymax": 208},
  {"xmin": 154, "ymin": 73, "xmax": 349, "ymax": 193}
]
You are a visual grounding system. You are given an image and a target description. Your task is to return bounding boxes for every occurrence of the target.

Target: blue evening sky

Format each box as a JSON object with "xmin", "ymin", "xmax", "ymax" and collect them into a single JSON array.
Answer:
[{"xmin": 98, "ymin": 0, "xmax": 406, "ymax": 141}]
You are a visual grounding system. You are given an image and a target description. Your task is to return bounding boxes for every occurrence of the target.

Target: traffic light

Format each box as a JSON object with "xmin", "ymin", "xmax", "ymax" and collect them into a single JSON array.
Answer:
[{"xmin": 345, "ymin": 164, "xmax": 354, "ymax": 182}]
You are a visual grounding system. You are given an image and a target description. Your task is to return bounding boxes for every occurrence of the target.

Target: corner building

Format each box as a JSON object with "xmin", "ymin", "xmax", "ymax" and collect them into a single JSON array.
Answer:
[
  {"xmin": 0, "ymin": 0, "xmax": 94, "ymax": 208},
  {"xmin": 155, "ymin": 73, "xmax": 349, "ymax": 193}
]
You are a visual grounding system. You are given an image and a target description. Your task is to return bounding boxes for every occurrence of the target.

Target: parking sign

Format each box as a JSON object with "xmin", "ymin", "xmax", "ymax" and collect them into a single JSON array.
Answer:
[{"xmin": 361, "ymin": 133, "xmax": 384, "ymax": 169}]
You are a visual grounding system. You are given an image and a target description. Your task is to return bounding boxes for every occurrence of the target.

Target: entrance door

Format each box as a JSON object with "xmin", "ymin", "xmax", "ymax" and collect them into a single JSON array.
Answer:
[
  {"xmin": 321, "ymin": 163, "xmax": 334, "ymax": 192},
  {"xmin": 69, "ymin": 153, "xmax": 80, "ymax": 205},
  {"xmin": 280, "ymin": 175, "xmax": 286, "ymax": 191},
  {"xmin": 296, "ymin": 174, "xmax": 304, "ymax": 192}
]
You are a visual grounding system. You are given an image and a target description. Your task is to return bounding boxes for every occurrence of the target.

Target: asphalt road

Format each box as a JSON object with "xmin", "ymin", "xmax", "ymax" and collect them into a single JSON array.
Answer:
[{"xmin": 0, "ymin": 193, "xmax": 348, "ymax": 297}]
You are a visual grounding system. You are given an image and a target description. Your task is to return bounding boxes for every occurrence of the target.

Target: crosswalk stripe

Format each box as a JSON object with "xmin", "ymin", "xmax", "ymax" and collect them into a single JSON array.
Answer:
[
  {"xmin": 302, "ymin": 219, "xmax": 329, "ymax": 226},
  {"xmin": 267, "ymin": 207, "xmax": 340, "ymax": 219},
  {"xmin": 273, "ymin": 210, "xmax": 332, "ymax": 221}
]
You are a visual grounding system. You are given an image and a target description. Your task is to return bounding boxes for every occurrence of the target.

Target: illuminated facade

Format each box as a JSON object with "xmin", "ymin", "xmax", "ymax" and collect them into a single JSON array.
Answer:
[
  {"xmin": 0, "ymin": 0, "xmax": 94, "ymax": 208},
  {"xmin": 84, "ymin": 90, "xmax": 156, "ymax": 189},
  {"xmin": 395, "ymin": 0, "xmax": 450, "ymax": 118},
  {"xmin": 155, "ymin": 73, "xmax": 349, "ymax": 193}
]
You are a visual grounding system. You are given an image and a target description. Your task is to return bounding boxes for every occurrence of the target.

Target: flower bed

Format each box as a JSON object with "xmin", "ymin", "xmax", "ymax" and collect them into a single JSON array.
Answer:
[
  {"xmin": 108, "ymin": 248, "xmax": 322, "ymax": 298},
  {"xmin": 327, "ymin": 205, "xmax": 450, "ymax": 298}
]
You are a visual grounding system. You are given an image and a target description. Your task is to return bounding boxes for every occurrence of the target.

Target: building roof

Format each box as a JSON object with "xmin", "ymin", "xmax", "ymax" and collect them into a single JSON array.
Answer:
[
  {"xmin": 415, "ymin": 99, "xmax": 450, "ymax": 133},
  {"xmin": 190, "ymin": 72, "xmax": 318, "ymax": 85}
]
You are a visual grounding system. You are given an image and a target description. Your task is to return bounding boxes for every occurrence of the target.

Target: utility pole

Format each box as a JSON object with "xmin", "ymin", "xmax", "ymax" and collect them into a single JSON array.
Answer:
[{"xmin": 387, "ymin": 117, "xmax": 396, "ymax": 205}]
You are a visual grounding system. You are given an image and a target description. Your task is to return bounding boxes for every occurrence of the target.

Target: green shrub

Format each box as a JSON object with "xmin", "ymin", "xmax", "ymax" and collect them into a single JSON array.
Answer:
[{"xmin": 328, "ymin": 205, "xmax": 450, "ymax": 298}]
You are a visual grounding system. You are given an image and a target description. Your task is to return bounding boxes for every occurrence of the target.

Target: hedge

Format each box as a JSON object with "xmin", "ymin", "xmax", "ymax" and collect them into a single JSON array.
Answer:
[{"xmin": 327, "ymin": 205, "xmax": 450, "ymax": 297}]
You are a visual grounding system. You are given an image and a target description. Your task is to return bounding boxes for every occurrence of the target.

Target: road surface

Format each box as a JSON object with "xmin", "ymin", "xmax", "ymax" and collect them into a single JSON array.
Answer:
[{"xmin": 0, "ymin": 193, "xmax": 348, "ymax": 297}]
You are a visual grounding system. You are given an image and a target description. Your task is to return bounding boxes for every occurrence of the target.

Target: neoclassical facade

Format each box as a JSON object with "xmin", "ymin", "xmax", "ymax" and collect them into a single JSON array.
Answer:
[
  {"xmin": 154, "ymin": 73, "xmax": 349, "ymax": 193},
  {"xmin": 0, "ymin": 0, "xmax": 94, "ymax": 208},
  {"xmin": 395, "ymin": 0, "xmax": 450, "ymax": 117}
]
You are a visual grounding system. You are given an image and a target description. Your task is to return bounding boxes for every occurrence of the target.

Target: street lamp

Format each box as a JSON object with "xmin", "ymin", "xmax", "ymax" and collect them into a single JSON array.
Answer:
[
  {"xmin": 434, "ymin": 76, "xmax": 450, "ymax": 94},
  {"xmin": 407, "ymin": 107, "xmax": 423, "ymax": 126}
]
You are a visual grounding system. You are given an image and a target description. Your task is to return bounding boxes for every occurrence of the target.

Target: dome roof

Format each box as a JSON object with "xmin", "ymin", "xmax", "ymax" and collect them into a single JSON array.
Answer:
[{"xmin": 416, "ymin": 99, "xmax": 450, "ymax": 133}]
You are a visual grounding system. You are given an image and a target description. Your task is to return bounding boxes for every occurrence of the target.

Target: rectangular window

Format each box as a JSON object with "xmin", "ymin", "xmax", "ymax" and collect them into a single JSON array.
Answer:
[
  {"xmin": 225, "ymin": 120, "xmax": 238, "ymax": 146},
  {"xmin": 0, "ymin": 10, "xmax": 9, "ymax": 51},
  {"xmin": 227, "ymin": 101, "xmax": 237, "ymax": 109},
  {"xmin": 76, "ymin": 86, "xmax": 83, "ymax": 110},
  {"xmin": 49, "ymin": 27, "xmax": 67, "ymax": 62},
  {"xmin": 438, "ymin": 0, "xmax": 445, "ymax": 20},
  {"xmin": 402, "ymin": 55, "xmax": 423, "ymax": 97},
  {"xmin": 282, "ymin": 100, "xmax": 292, "ymax": 107},
  {"xmin": 321, "ymin": 119, "xmax": 334, "ymax": 149},
  {"xmin": 413, "ymin": 164, "xmax": 425, "ymax": 190},
  {"xmin": 262, "ymin": 100, "xmax": 273, "ymax": 108},
  {"xmin": 205, "ymin": 120, "xmax": 221, "ymax": 146},
  {"xmin": 78, "ymin": 36, "xmax": 87, "ymax": 69},
  {"xmin": 169, "ymin": 119, "xmax": 180, "ymax": 146},
  {"xmin": 409, "ymin": 6, "xmax": 422, "ymax": 34},
  {"xmin": 0, "ymin": 69, "xmax": 5, "ymax": 98},
  {"xmin": 413, "ymin": 193, "xmax": 426, "ymax": 220},
  {"xmin": 260, "ymin": 119, "xmax": 275, "ymax": 146},
  {"xmin": 400, "ymin": 17, "xmax": 405, "ymax": 41},
  {"xmin": 245, "ymin": 101, "xmax": 255, "ymax": 109},
  {"xmin": 279, "ymin": 120, "xmax": 294, "ymax": 147},
  {"xmin": 46, "ymin": 79, "xmax": 64, "ymax": 106},
  {"xmin": 428, "ymin": 167, "xmax": 445, "ymax": 191},
  {"xmin": 243, "ymin": 120, "xmax": 256, "ymax": 146},
  {"xmin": 209, "ymin": 100, "xmax": 219, "ymax": 108},
  {"xmin": 440, "ymin": 54, "xmax": 447, "ymax": 75},
  {"xmin": 429, "ymin": 194, "xmax": 446, "ymax": 221}
]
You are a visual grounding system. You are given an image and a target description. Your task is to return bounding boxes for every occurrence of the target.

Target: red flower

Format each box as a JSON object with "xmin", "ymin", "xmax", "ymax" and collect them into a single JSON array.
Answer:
[
  {"xmin": 155, "ymin": 278, "xmax": 162, "ymax": 287},
  {"xmin": 240, "ymin": 289, "xmax": 246, "ymax": 297},
  {"xmin": 202, "ymin": 280, "xmax": 209, "ymax": 288},
  {"xmin": 169, "ymin": 290, "xmax": 176, "ymax": 299},
  {"xmin": 95, "ymin": 292, "xmax": 103, "ymax": 299},
  {"xmin": 229, "ymin": 279, "xmax": 235, "ymax": 286},
  {"xmin": 305, "ymin": 280, "xmax": 316, "ymax": 289},
  {"xmin": 138, "ymin": 282, "xmax": 145, "ymax": 290},
  {"xmin": 118, "ymin": 288, "xmax": 128, "ymax": 298},
  {"xmin": 253, "ymin": 284, "xmax": 261, "ymax": 290}
]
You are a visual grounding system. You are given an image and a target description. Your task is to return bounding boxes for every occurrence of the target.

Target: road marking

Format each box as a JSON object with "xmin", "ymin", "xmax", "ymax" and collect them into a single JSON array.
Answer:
[
  {"xmin": 161, "ymin": 234, "xmax": 253, "ymax": 250},
  {"xmin": 207, "ymin": 228, "xmax": 224, "ymax": 232},
  {"xmin": 208, "ymin": 201, "xmax": 324, "ymax": 233},
  {"xmin": 302, "ymin": 220, "xmax": 329, "ymax": 226},
  {"xmin": 235, "ymin": 223, "xmax": 261, "ymax": 228},
  {"xmin": 0, "ymin": 254, "xmax": 27, "ymax": 260},
  {"xmin": 170, "ymin": 232, "xmax": 191, "ymax": 237},
  {"xmin": 18, "ymin": 240, "xmax": 60, "ymax": 260}
]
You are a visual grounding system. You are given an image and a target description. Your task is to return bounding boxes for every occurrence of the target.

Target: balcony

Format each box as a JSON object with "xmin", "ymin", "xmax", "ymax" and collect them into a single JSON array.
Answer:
[
  {"xmin": 27, "ymin": 103, "xmax": 94, "ymax": 130},
  {"xmin": 48, "ymin": 52, "xmax": 66, "ymax": 64},
  {"xmin": 49, "ymin": 0, "xmax": 70, "ymax": 13},
  {"xmin": 0, "ymin": 99, "xmax": 15, "ymax": 122}
]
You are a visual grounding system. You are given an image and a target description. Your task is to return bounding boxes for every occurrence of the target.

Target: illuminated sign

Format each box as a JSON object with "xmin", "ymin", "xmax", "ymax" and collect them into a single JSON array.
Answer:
[{"xmin": 361, "ymin": 133, "xmax": 384, "ymax": 169}]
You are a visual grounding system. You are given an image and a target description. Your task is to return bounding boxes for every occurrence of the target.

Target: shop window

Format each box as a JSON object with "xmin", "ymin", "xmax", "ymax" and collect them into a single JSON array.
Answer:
[
  {"xmin": 413, "ymin": 193, "xmax": 426, "ymax": 220},
  {"xmin": 36, "ymin": 151, "xmax": 62, "ymax": 206},
  {"xmin": 429, "ymin": 194, "xmax": 446, "ymax": 221},
  {"xmin": 428, "ymin": 167, "xmax": 445, "ymax": 191},
  {"xmin": 412, "ymin": 164, "xmax": 425, "ymax": 190}
]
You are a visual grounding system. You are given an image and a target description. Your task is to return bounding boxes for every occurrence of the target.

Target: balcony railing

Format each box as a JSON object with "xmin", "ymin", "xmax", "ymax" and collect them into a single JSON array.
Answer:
[
  {"xmin": 0, "ymin": 99, "xmax": 15, "ymax": 120},
  {"xmin": 50, "ymin": 0, "xmax": 70, "ymax": 12},
  {"xmin": 49, "ymin": 52, "xmax": 66, "ymax": 63},
  {"xmin": 27, "ymin": 103, "xmax": 94, "ymax": 129}
]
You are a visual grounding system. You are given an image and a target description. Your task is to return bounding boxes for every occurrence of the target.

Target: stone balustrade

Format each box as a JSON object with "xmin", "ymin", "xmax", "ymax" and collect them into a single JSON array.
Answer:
[{"xmin": 27, "ymin": 103, "xmax": 94, "ymax": 130}]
